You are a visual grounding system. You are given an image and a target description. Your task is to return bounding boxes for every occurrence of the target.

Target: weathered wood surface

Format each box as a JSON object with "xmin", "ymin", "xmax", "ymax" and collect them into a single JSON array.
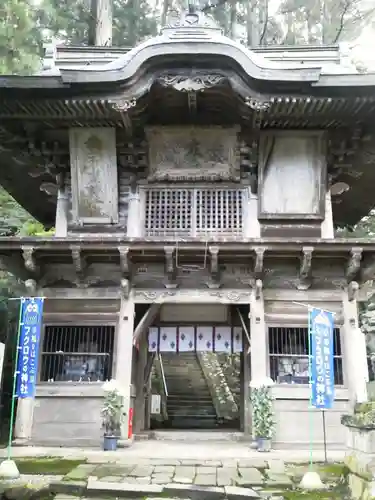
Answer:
[
  {"xmin": 258, "ymin": 131, "xmax": 325, "ymax": 219},
  {"xmin": 69, "ymin": 127, "xmax": 118, "ymax": 224}
]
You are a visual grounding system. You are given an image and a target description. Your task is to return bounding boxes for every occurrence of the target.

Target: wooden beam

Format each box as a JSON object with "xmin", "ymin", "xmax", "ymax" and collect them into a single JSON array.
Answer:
[
  {"xmin": 253, "ymin": 247, "xmax": 265, "ymax": 278},
  {"xmin": 297, "ymin": 246, "xmax": 314, "ymax": 291},
  {"xmin": 70, "ymin": 245, "xmax": 86, "ymax": 284},
  {"xmin": 22, "ymin": 246, "xmax": 40, "ymax": 276},
  {"xmin": 133, "ymin": 303, "xmax": 161, "ymax": 344},
  {"xmin": 164, "ymin": 246, "xmax": 177, "ymax": 289},
  {"xmin": 208, "ymin": 246, "xmax": 220, "ymax": 288},
  {"xmin": 346, "ymin": 247, "xmax": 363, "ymax": 282}
]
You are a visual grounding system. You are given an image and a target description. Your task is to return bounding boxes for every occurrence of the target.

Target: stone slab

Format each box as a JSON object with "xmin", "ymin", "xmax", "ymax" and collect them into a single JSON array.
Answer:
[
  {"xmin": 153, "ymin": 466, "xmax": 175, "ymax": 474},
  {"xmin": 224, "ymin": 486, "xmax": 261, "ymax": 499},
  {"xmin": 164, "ymin": 482, "xmax": 225, "ymax": 500},
  {"xmin": 151, "ymin": 474, "xmax": 173, "ymax": 484},
  {"xmin": 238, "ymin": 468, "xmax": 264, "ymax": 486},
  {"xmin": 194, "ymin": 474, "xmax": 217, "ymax": 486},
  {"xmin": 173, "ymin": 476, "xmax": 194, "ymax": 484},
  {"xmin": 196, "ymin": 466, "xmax": 217, "ymax": 475},
  {"xmin": 87, "ymin": 478, "xmax": 163, "ymax": 497},
  {"xmin": 267, "ymin": 460, "xmax": 285, "ymax": 474},
  {"xmin": 174, "ymin": 465, "xmax": 196, "ymax": 479},
  {"xmin": 217, "ymin": 467, "xmax": 238, "ymax": 487},
  {"xmin": 65, "ymin": 464, "xmax": 97, "ymax": 481},
  {"xmin": 238, "ymin": 459, "xmax": 267, "ymax": 469},
  {"xmin": 265, "ymin": 472, "xmax": 293, "ymax": 487},
  {"xmin": 98, "ymin": 476, "xmax": 123, "ymax": 482},
  {"xmin": 130, "ymin": 466, "xmax": 155, "ymax": 477}
]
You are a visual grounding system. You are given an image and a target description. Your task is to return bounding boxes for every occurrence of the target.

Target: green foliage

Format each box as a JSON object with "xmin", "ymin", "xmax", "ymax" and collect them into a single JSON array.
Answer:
[
  {"xmin": 250, "ymin": 385, "xmax": 275, "ymax": 439},
  {"xmin": 101, "ymin": 381, "xmax": 125, "ymax": 436},
  {"xmin": 17, "ymin": 221, "xmax": 55, "ymax": 237},
  {"xmin": 0, "ymin": 0, "xmax": 42, "ymax": 75}
]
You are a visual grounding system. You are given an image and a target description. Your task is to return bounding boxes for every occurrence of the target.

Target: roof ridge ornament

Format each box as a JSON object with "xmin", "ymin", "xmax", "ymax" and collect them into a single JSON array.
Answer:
[{"xmin": 162, "ymin": 8, "xmax": 222, "ymax": 35}]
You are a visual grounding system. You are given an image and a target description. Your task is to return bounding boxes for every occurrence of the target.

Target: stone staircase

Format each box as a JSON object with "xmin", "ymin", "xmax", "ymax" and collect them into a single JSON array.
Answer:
[{"xmin": 161, "ymin": 352, "xmax": 218, "ymax": 429}]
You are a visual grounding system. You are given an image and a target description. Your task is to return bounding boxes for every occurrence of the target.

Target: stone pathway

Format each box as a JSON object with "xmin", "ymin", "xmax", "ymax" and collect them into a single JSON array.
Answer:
[{"xmin": 52, "ymin": 458, "xmax": 346, "ymax": 499}]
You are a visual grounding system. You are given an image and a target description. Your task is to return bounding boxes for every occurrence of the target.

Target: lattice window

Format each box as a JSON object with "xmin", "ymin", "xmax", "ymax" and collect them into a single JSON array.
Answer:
[
  {"xmin": 40, "ymin": 325, "xmax": 114, "ymax": 382},
  {"xmin": 268, "ymin": 326, "xmax": 343, "ymax": 386},
  {"xmin": 144, "ymin": 187, "xmax": 243, "ymax": 238}
]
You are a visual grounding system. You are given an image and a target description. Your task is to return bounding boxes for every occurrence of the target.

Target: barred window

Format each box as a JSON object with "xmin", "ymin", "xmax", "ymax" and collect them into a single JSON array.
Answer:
[
  {"xmin": 268, "ymin": 327, "xmax": 343, "ymax": 386},
  {"xmin": 40, "ymin": 325, "xmax": 115, "ymax": 382}
]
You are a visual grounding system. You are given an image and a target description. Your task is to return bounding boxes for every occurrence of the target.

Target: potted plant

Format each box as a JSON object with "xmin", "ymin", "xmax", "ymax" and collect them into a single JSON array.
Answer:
[
  {"xmin": 250, "ymin": 377, "xmax": 275, "ymax": 452},
  {"xmin": 101, "ymin": 379, "xmax": 124, "ymax": 451}
]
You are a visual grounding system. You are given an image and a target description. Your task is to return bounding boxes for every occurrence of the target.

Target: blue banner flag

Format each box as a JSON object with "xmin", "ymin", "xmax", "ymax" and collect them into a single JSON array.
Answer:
[
  {"xmin": 309, "ymin": 308, "xmax": 335, "ymax": 409},
  {"xmin": 16, "ymin": 298, "xmax": 44, "ymax": 398}
]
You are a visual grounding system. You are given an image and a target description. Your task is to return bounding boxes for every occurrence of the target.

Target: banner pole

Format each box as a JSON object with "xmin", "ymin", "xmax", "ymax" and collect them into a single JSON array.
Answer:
[
  {"xmin": 307, "ymin": 306, "xmax": 313, "ymax": 471},
  {"xmin": 7, "ymin": 298, "xmax": 23, "ymax": 461}
]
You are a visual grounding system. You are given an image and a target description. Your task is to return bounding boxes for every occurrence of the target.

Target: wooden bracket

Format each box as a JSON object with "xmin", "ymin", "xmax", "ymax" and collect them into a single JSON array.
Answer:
[
  {"xmin": 254, "ymin": 247, "xmax": 265, "ymax": 278},
  {"xmin": 346, "ymin": 248, "xmax": 363, "ymax": 282},
  {"xmin": 164, "ymin": 246, "xmax": 177, "ymax": 289},
  {"xmin": 70, "ymin": 245, "xmax": 86, "ymax": 284},
  {"xmin": 22, "ymin": 246, "xmax": 39, "ymax": 276},
  {"xmin": 208, "ymin": 246, "xmax": 220, "ymax": 288},
  {"xmin": 298, "ymin": 246, "xmax": 314, "ymax": 290},
  {"xmin": 348, "ymin": 281, "xmax": 359, "ymax": 302},
  {"xmin": 118, "ymin": 246, "xmax": 131, "ymax": 279}
]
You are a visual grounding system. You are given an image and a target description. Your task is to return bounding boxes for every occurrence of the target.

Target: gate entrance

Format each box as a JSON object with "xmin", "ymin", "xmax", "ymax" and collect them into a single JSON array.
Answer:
[{"xmin": 149, "ymin": 325, "xmax": 243, "ymax": 431}]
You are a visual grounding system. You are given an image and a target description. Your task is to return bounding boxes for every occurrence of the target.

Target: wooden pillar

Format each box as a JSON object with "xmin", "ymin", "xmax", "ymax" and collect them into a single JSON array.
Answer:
[
  {"xmin": 114, "ymin": 289, "xmax": 135, "ymax": 442},
  {"xmin": 248, "ymin": 280, "xmax": 267, "ymax": 437},
  {"xmin": 55, "ymin": 187, "xmax": 68, "ymax": 237},
  {"xmin": 134, "ymin": 333, "xmax": 148, "ymax": 433},
  {"xmin": 342, "ymin": 281, "xmax": 368, "ymax": 407},
  {"xmin": 242, "ymin": 346, "xmax": 251, "ymax": 436}
]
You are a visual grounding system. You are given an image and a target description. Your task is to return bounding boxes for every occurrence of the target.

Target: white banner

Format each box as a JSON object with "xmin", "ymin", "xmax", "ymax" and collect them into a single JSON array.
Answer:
[
  {"xmin": 196, "ymin": 326, "xmax": 213, "ymax": 352},
  {"xmin": 148, "ymin": 327, "xmax": 159, "ymax": 352},
  {"xmin": 159, "ymin": 327, "xmax": 177, "ymax": 352},
  {"xmin": 214, "ymin": 326, "xmax": 232, "ymax": 353},
  {"xmin": 233, "ymin": 327, "xmax": 243, "ymax": 353},
  {"xmin": 178, "ymin": 326, "xmax": 195, "ymax": 352}
]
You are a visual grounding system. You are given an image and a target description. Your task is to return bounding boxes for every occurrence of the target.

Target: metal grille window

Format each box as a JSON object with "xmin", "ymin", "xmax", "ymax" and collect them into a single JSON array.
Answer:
[
  {"xmin": 268, "ymin": 327, "xmax": 343, "ymax": 385},
  {"xmin": 144, "ymin": 187, "xmax": 243, "ymax": 238},
  {"xmin": 40, "ymin": 325, "xmax": 115, "ymax": 382}
]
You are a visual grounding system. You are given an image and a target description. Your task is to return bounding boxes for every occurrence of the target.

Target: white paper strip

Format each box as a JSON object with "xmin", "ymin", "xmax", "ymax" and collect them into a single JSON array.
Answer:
[
  {"xmin": 233, "ymin": 327, "xmax": 243, "ymax": 353},
  {"xmin": 148, "ymin": 327, "xmax": 159, "ymax": 352},
  {"xmin": 214, "ymin": 326, "xmax": 232, "ymax": 353},
  {"xmin": 178, "ymin": 326, "xmax": 195, "ymax": 352},
  {"xmin": 196, "ymin": 326, "xmax": 213, "ymax": 352},
  {"xmin": 159, "ymin": 326, "xmax": 177, "ymax": 352}
]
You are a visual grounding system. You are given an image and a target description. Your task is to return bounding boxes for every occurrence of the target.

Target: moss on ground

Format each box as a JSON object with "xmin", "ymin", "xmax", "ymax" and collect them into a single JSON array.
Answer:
[{"xmin": 14, "ymin": 458, "xmax": 86, "ymax": 475}]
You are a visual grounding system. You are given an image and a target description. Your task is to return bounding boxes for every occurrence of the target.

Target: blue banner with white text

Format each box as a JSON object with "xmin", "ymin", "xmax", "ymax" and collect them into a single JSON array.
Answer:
[
  {"xmin": 309, "ymin": 308, "xmax": 335, "ymax": 409},
  {"xmin": 16, "ymin": 297, "xmax": 44, "ymax": 398}
]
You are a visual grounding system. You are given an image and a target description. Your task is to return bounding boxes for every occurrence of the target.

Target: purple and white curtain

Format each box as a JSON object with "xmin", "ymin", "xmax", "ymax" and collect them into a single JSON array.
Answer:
[{"xmin": 148, "ymin": 326, "xmax": 243, "ymax": 353}]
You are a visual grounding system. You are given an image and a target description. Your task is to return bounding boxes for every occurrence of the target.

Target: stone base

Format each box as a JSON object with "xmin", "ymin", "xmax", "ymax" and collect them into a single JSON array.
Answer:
[{"xmin": 344, "ymin": 425, "xmax": 375, "ymax": 500}]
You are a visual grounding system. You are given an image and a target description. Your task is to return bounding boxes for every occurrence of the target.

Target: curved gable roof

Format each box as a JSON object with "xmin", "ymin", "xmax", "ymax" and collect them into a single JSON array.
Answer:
[{"xmin": 41, "ymin": 10, "xmax": 368, "ymax": 87}]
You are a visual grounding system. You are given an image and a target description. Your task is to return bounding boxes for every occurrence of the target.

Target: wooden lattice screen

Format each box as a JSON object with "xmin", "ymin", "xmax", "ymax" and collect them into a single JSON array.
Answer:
[{"xmin": 144, "ymin": 187, "xmax": 243, "ymax": 238}]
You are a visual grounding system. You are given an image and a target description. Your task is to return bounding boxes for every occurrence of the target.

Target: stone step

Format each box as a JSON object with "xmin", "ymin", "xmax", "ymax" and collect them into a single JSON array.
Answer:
[{"xmin": 167, "ymin": 408, "xmax": 216, "ymax": 416}]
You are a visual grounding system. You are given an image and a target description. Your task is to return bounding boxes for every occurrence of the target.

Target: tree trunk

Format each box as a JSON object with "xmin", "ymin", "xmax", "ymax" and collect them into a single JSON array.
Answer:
[{"xmin": 89, "ymin": 0, "xmax": 112, "ymax": 46}]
